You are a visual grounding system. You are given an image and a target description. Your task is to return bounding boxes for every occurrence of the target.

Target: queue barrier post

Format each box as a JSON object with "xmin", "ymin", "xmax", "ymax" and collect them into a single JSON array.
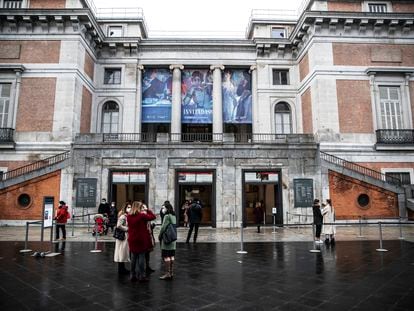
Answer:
[
  {"xmin": 90, "ymin": 222, "xmax": 102, "ymax": 253},
  {"xmin": 398, "ymin": 217, "xmax": 404, "ymax": 240},
  {"xmin": 237, "ymin": 222, "xmax": 247, "ymax": 254},
  {"xmin": 20, "ymin": 222, "xmax": 32, "ymax": 253},
  {"xmin": 309, "ymin": 223, "xmax": 321, "ymax": 253},
  {"xmin": 376, "ymin": 222, "xmax": 388, "ymax": 252}
]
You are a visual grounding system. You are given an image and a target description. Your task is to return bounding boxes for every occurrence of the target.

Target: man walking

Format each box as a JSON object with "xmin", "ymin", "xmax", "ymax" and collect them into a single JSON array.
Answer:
[{"xmin": 185, "ymin": 199, "xmax": 203, "ymax": 243}]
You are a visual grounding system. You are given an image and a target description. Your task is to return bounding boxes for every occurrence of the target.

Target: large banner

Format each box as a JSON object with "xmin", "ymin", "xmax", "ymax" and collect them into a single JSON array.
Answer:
[
  {"xmin": 181, "ymin": 69, "xmax": 213, "ymax": 124},
  {"xmin": 222, "ymin": 69, "xmax": 252, "ymax": 123},
  {"xmin": 142, "ymin": 68, "xmax": 172, "ymax": 123}
]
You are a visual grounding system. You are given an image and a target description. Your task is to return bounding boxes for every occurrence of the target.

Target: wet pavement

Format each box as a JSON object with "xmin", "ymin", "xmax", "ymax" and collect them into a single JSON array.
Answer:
[{"xmin": 0, "ymin": 239, "xmax": 413, "ymax": 310}]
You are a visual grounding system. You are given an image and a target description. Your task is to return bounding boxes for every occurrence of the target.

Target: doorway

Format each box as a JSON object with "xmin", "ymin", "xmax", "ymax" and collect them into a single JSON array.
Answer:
[{"xmin": 110, "ymin": 171, "xmax": 148, "ymax": 208}]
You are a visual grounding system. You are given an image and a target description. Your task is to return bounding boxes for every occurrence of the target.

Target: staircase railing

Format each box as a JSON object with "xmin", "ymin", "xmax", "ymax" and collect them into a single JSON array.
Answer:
[
  {"xmin": 0, "ymin": 151, "xmax": 70, "ymax": 182},
  {"xmin": 320, "ymin": 151, "xmax": 401, "ymax": 186}
]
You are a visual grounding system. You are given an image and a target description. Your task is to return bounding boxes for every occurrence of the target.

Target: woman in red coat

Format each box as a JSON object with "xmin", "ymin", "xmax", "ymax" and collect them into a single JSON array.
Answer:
[{"xmin": 127, "ymin": 201, "xmax": 156, "ymax": 282}]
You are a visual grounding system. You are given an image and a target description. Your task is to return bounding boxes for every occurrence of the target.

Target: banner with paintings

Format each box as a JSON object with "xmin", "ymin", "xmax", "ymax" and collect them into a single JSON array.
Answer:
[
  {"xmin": 181, "ymin": 69, "xmax": 213, "ymax": 124},
  {"xmin": 222, "ymin": 69, "xmax": 252, "ymax": 123},
  {"xmin": 142, "ymin": 68, "xmax": 172, "ymax": 123}
]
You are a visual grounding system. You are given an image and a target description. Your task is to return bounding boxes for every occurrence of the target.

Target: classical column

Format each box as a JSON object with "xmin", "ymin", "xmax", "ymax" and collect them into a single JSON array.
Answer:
[
  {"xmin": 136, "ymin": 65, "xmax": 144, "ymax": 137},
  {"xmin": 169, "ymin": 64, "xmax": 184, "ymax": 138},
  {"xmin": 210, "ymin": 65, "xmax": 224, "ymax": 140},
  {"xmin": 404, "ymin": 73, "xmax": 413, "ymax": 128},
  {"xmin": 249, "ymin": 65, "xmax": 257, "ymax": 134},
  {"xmin": 368, "ymin": 73, "xmax": 379, "ymax": 130},
  {"xmin": 12, "ymin": 70, "xmax": 22, "ymax": 129}
]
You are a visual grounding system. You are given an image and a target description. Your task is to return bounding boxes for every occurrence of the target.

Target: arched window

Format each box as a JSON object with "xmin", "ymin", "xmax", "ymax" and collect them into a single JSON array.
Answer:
[
  {"xmin": 275, "ymin": 102, "xmax": 291, "ymax": 134},
  {"xmin": 101, "ymin": 101, "xmax": 119, "ymax": 133}
]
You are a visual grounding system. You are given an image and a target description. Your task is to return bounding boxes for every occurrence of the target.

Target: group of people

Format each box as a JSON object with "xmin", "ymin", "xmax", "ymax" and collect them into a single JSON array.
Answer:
[
  {"xmin": 312, "ymin": 199, "xmax": 336, "ymax": 245},
  {"xmin": 114, "ymin": 200, "xmax": 177, "ymax": 282}
]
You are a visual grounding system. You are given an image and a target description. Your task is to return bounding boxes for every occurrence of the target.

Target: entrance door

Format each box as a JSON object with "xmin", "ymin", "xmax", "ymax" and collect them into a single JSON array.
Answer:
[
  {"xmin": 243, "ymin": 170, "xmax": 283, "ymax": 226},
  {"xmin": 176, "ymin": 171, "xmax": 215, "ymax": 227},
  {"xmin": 110, "ymin": 171, "xmax": 148, "ymax": 208}
]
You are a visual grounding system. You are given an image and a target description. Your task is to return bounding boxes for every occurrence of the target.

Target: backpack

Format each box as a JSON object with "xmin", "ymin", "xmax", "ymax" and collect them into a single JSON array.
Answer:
[{"xmin": 162, "ymin": 223, "xmax": 177, "ymax": 244}]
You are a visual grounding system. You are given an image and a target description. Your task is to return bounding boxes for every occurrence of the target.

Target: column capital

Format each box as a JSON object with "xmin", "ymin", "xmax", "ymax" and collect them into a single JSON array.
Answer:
[
  {"xmin": 210, "ymin": 65, "xmax": 225, "ymax": 71},
  {"xmin": 137, "ymin": 64, "xmax": 144, "ymax": 71},
  {"xmin": 169, "ymin": 64, "xmax": 184, "ymax": 71},
  {"xmin": 249, "ymin": 65, "xmax": 257, "ymax": 73}
]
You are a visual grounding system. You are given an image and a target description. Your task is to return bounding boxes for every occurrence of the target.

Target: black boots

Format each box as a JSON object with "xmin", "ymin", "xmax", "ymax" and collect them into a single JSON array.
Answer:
[{"xmin": 118, "ymin": 262, "xmax": 129, "ymax": 275}]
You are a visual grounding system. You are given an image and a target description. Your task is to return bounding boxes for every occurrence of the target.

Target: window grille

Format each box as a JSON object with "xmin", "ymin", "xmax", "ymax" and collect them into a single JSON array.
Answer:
[
  {"xmin": 368, "ymin": 3, "xmax": 387, "ymax": 13},
  {"xmin": 379, "ymin": 86, "xmax": 403, "ymax": 130}
]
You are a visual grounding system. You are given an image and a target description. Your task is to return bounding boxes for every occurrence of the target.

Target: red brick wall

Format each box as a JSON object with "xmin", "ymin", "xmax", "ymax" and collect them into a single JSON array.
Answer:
[
  {"xmin": 393, "ymin": 3, "xmax": 414, "ymax": 13},
  {"xmin": 0, "ymin": 171, "xmax": 61, "ymax": 220},
  {"xmin": 329, "ymin": 171, "xmax": 398, "ymax": 220},
  {"xmin": 299, "ymin": 53, "xmax": 309, "ymax": 82},
  {"xmin": 333, "ymin": 44, "xmax": 414, "ymax": 67},
  {"xmin": 0, "ymin": 161, "xmax": 31, "ymax": 171},
  {"xmin": 336, "ymin": 80, "xmax": 373, "ymax": 133},
  {"xmin": 29, "ymin": 0, "xmax": 65, "ymax": 8},
  {"xmin": 0, "ymin": 41, "xmax": 60, "ymax": 64},
  {"xmin": 328, "ymin": 2, "xmax": 362, "ymax": 12},
  {"xmin": 84, "ymin": 51, "xmax": 95, "ymax": 81},
  {"xmin": 80, "ymin": 87, "xmax": 92, "ymax": 134},
  {"xmin": 16, "ymin": 78, "xmax": 56, "ymax": 132},
  {"xmin": 301, "ymin": 88, "xmax": 313, "ymax": 133},
  {"xmin": 355, "ymin": 162, "xmax": 414, "ymax": 171}
]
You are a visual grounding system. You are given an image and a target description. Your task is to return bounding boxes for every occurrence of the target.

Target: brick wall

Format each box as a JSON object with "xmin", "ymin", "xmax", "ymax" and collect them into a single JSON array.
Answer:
[
  {"xmin": 336, "ymin": 80, "xmax": 373, "ymax": 133},
  {"xmin": 327, "ymin": 2, "xmax": 362, "ymax": 12},
  {"xmin": 0, "ymin": 171, "xmax": 61, "ymax": 220},
  {"xmin": 301, "ymin": 88, "xmax": 313, "ymax": 133},
  {"xmin": 80, "ymin": 87, "xmax": 92, "ymax": 134},
  {"xmin": 329, "ymin": 171, "xmax": 398, "ymax": 220},
  {"xmin": 84, "ymin": 51, "xmax": 95, "ymax": 81},
  {"xmin": 333, "ymin": 44, "xmax": 414, "ymax": 67},
  {"xmin": 0, "ymin": 161, "xmax": 31, "ymax": 171},
  {"xmin": 299, "ymin": 53, "xmax": 309, "ymax": 82},
  {"xmin": 393, "ymin": 3, "xmax": 414, "ymax": 12},
  {"xmin": 16, "ymin": 78, "xmax": 56, "ymax": 132},
  {"xmin": 0, "ymin": 41, "xmax": 60, "ymax": 64},
  {"xmin": 29, "ymin": 0, "xmax": 65, "ymax": 8},
  {"xmin": 355, "ymin": 162, "xmax": 414, "ymax": 171}
]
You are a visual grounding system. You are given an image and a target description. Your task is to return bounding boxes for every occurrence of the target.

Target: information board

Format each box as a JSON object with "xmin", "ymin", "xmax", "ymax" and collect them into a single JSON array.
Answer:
[
  {"xmin": 43, "ymin": 197, "xmax": 54, "ymax": 228},
  {"xmin": 75, "ymin": 178, "xmax": 97, "ymax": 207},
  {"xmin": 293, "ymin": 179, "xmax": 314, "ymax": 208}
]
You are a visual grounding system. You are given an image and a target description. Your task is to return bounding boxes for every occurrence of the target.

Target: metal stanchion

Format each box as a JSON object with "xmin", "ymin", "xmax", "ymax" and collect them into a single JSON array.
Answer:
[
  {"xmin": 20, "ymin": 222, "xmax": 32, "ymax": 253},
  {"xmin": 237, "ymin": 222, "xmax": 247, "ymax": 254},
  {"xmin": 376, "ymin": 222, "xmax": 388, "ymax": 252},
  {"xmin": 357, "ymin": 216, "xmax": 365, "ymax": 238},
  {"xmin": 71, "ymin": 215, "xmax": 75, "ymax": 237},
  {"xmin": 229, "ymin": 213, "xmax": 232, "ymax": 228},
  {"xmin": 309, "ymin": 223, "xmax": 321, "ymax": 253},
  {"xmin": 232, "ymin": 213, "xmax": 235, "ymax": 228},
  {"xmin": 398, "ymin": 217, "xmax": 404, "ymax": 240},
  {"xmin": 272, "ymin": 214, "xmax": 277, "ymax": 233},
  {"xmin": 90, "ymin": 223, "xmax": 102, "ymax": 253}
]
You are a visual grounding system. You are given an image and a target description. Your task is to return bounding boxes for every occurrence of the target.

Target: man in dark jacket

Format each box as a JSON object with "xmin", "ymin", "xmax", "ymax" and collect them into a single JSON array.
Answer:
[
  {"xmin": 312, "ymin": 199, "xmax": 323, "ymax": 243},
  {"xmin": 98, "ymin": 198, "xmax": 110, "ymax": 216},
  {"xmin": 186, "ymin": 199, "xmax": 203, "ymax": 243}
]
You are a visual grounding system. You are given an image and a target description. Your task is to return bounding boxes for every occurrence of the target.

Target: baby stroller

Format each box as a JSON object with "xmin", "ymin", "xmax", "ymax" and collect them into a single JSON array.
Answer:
[{"xmin": 92, "ymin": 214, "xmax": 108, "ymax": 236}]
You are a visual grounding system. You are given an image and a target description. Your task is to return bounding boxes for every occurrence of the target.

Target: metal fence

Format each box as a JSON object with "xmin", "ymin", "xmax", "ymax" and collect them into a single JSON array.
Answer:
[
  {"xmin": 0, "ymin": 128, "xmax": 14, "ymax": 143},
  {"xmin": 376, "ymin": 129, "xmax": 414, "ymax": 144}
]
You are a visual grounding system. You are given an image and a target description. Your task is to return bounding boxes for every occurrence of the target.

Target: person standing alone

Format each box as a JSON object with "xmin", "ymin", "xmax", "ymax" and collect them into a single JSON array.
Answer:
[
  {"xmin": 55, "ymin": 201, "xmax": 70, "ymax": 240},
  {"xmin": 186, "ymin": 199, "xmax": 202, "ymax": 243},
  {"xmin": 312, "ymin": 199, "xmax": 323, "ymax": 244}
]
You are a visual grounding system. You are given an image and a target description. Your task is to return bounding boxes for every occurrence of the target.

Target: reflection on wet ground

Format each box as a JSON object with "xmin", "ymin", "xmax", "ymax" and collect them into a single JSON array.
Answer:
[{"xmin": 0, "ymin": 241, "xmax": 413, "ymax": 310}]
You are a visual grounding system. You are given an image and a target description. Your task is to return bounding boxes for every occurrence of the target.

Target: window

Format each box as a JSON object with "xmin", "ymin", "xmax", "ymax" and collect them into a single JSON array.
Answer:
[
  {"xmin": 0, "ymin": 84, "xmax": 11, "ymax": 128},
  {"xmin": 108, "ymin": 26, "xmax": 123, "ymax": 37},
  {"xmin": 275, "ymin": 102, "xmax": 292, "ymax": 134},
  {"xmin": 2, "ymin": 0, "xmax": 23, "ymax": 8},
  {"xmin": 101, "ymin": 101, "xmax": 119, "ymax": 133},
  {"xmin": 368, "ymin": 3, "xmax": 387, "ymax": 13},
  {"xmin": 17, "ymin": 193, "xmax": 31, "ymax": 208},
  {"xmin": 271, "ymin": 27, "xmax": 286, "ymax": 38},
  {"xmin": 386, "ymin": 172, "xmax": 411, "ymax": 185},
  {"xmin": 272, "ymin": 69, "xmax": 289, "ymax": 85},
  {"xmin": 379, "ymin": 86, "xmax": 402, "ymax": 129},
  {"xmin": 104, "ymin": 68, "xmax": 121, "ymax": 84}
]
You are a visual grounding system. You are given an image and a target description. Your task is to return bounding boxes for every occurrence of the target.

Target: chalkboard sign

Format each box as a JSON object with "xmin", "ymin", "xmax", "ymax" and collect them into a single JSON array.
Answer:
[
  {"xmin": 294, "ymin": 179, "xmax": 314, "ymax": 208},
  {"xmin": 75, "ymin": 178, "xmax": 97, "ymax": 207}
]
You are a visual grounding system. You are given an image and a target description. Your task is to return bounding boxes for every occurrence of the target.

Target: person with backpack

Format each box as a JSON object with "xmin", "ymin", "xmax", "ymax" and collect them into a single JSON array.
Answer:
[
  {"xmin": 55, "ymin": 200, "xmax": 70, "ymax": 240},
  {"xmin": 158, "ymin": 201, "xmax": 176, "ymax": 280},
  {"xmin": 185, "ymin": 199, "xmax": 203, "ymax": 243}
]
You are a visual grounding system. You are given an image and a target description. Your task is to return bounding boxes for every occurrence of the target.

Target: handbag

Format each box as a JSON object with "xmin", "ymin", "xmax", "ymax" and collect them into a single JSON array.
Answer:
[
  {"xmin": 113, "ymin": 228, "xmax": 125, "ymax": 241},
  {"xmin": 162, "ymin": 223, "xmax": 177, "ymax": 244}
]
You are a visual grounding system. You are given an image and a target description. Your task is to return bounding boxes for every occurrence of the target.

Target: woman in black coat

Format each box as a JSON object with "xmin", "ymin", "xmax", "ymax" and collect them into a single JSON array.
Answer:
[{"xmin": 312, "ymin": 199, "xmax": 323, "ymax": 243}]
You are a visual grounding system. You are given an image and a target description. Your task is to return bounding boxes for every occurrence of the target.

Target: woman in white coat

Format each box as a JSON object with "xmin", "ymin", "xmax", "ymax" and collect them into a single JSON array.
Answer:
[
  {"xmin": 114, "ymin": 203, "xmax": 131, "ymax": 274},
  {"xmin": 322, "ymin": 199, "xmax": 336, "ymax": 245}
]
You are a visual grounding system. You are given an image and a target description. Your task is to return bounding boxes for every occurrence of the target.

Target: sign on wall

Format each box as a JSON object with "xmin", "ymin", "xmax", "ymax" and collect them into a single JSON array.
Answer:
[
  {"xmin": 181, "ymin": 69, "xmax": 213, "ymax": 124},
  {"xmin": 75, "ymin": 178, "xmax": 97, "ymax": 207},
  {"xmin": 43, "ymin": 197, "xmax": 54, "ymax": 228},
  {"xmin": 293, "ymin": 178, "xmax": 314, "ymax": 208},
  {"xmin": 222, "ymin": 69, "xmax": 252, "ymax": 124},
  {"xmin": 142, "ymin": 68, "xmax": 172, "ymax": 123}
]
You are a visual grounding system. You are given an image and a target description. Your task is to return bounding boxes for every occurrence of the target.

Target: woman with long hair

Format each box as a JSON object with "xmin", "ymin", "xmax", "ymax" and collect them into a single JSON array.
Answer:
[
  {"xmin": 114, "ymin": 202, "xmax": 131, "ymax": 275},
  {"xmin": 127, "ymin": 201, "xmax": 156, "ymax": 282},
  {"xmin": 158, "ymin": 201, "xmax": 177, "ymax": 280}
]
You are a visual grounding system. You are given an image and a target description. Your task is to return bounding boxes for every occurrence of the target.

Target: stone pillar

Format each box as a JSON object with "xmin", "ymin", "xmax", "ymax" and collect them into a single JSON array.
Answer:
[
  {"xmin": 404, "ymin": 73, "xmax": 413, "ymax": 128},
  {"xmin": 169, "ymin": 64, "xmax": 184, "ymax": 139},
  {"xmin": 210, "ymin": 65, "xmax": 224, "ymax": 140},
  {"xmin": 250, "ymin": 65, "xmax": 257, "ymax": 134},
  {"xmin": 11, "ymin": 70, "xmax": 22, "ymax": 129},
  {"xmin": 136, "ymin": 65, "xmax": 144, "ymax": 137},
  {"xmin": 368, "ymin": 73, "xmax": 379, "ymax": 130}
]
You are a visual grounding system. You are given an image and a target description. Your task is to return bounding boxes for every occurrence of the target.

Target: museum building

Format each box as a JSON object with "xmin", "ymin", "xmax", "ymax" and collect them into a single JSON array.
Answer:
[{"xmin": 0, "ymin": 0, "xmax": 413, "ymax": 226}]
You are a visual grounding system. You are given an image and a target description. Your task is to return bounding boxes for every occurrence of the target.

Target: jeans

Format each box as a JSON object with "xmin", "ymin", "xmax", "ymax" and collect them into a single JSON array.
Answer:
[
  {"xmin": 55, "ymin": 224, "xmax": 66, "ymax": 239},
  {"xmin": 130, "ymin": 252, "xmax": 146, "ymax": 278},
  {"xmin": 186, "ymin": 223, "xmax": 200, "ymax": 242}
]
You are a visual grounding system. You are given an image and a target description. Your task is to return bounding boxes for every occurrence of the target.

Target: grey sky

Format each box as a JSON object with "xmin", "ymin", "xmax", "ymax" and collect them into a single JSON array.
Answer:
[{"xmin": 94, "ymin": 0, "xmax": 304, "ymax": 36}]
